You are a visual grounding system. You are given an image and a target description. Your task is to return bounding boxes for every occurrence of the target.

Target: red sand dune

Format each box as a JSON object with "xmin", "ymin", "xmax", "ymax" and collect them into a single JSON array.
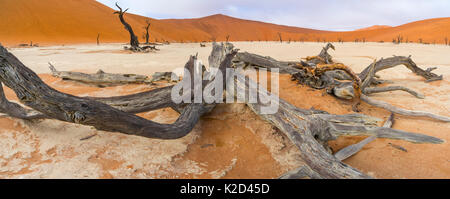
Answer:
[
  {"xmin": 1, "ymin": 0, "xmax": 450, "ymax": 46},
  {"xmin": 355, "ymin": 25, "xmax": 392, "ymax": 31}
]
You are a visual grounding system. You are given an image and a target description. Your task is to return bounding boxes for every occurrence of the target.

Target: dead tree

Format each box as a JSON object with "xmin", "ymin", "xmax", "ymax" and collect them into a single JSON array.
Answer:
[
  {"xmin": 278, "ymin": 32, "xmax": 282, "ymax": 43},
  {"xmin": 114, "ymin": 3, "xmax": 141, "ymax": 51},
  {"xmin": 226, "ymin": 35, "xmax": 230, "ymax": 43},
  {"xmin": 234, "ymin": 43, "xmax": 447, "ymax": 122},
  {"xmin": 97, "ymin": 33, "xmax": 100, "ymax": 45},
  {"xmin": 445, "ymin": 37, "xmax": 448, "ymax": 46},
  {"xmin": 48, "ymin": 63, "xmax": 179, "ymax": 86},
  {"xmin": 396, "ymin": 35, "xmax": 403, "ymax": 44},
  {"xmin": 0, "ymin": 43, "xmax": 445, "ymax": 179},
  {"xmin": 144, "ymin": 20, "xmax": 151, "ymax": 44}
]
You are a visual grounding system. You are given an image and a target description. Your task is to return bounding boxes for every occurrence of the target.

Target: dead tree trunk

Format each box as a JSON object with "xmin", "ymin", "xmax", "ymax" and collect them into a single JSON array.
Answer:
[
  {"xmin": 278, "ymin": 32, "xmax": 283, "ymax": 43},
  {"xmin": 114, "ymin": 3, "xmax": 140, "ymax": 51},
  {"xmin": 0, "ymin": 44, "xmax": 236, "ymax": 139},
  {"xmin": 234, "ymin": 43, "xmax": 448, "ymax": 122},
  {"xmin": 0, "ymin": 43, "xmax": 444, "ymax": 179},
  {"xmin": 97, "ymin": 33, "xmax": 100, "ymax": 45},
  {"xmin": 144, "ymin": 20, "xmax": 151, "ymax": 44}
]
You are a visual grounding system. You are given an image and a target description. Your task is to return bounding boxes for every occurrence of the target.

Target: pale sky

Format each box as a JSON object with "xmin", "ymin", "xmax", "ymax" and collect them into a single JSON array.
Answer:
[{"xmin": 97, "ymin": 0, "xmax": 450, "ymax": 31}]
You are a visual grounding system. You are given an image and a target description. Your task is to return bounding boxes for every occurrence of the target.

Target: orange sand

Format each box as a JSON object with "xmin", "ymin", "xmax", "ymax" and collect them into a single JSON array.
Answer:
[
  {"xmin": 1, "ymin": 0, "xmax": 450, "ymax": 46},
  {"xmin": 0, "ymin": 73, "xmax": 448, "ymax": 179},
  {"xmin": 356, "ymin": 25, "xmax": 392, "ymax": 31}
]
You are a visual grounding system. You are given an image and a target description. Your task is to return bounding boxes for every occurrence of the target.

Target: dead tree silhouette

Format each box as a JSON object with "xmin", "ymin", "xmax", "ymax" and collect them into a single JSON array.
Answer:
[
  {"xmin": 144, "ymin": 20, "xmax": 151, "ymax": 44},
  {"xmin": 114, "ymin": 3, "xmax": 141, "ymax": 51}
]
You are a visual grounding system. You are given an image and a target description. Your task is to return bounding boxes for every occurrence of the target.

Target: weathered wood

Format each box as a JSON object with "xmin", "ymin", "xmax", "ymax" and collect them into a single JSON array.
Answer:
[
  {"xmin": 0, "ymin": 83, "xmax": 47, "ymax": 120},
  {"xmin": 114, "ymin": 3, "xmax": 140, "ymax": 51},
  {"xmin": 383, "ymin": 113, "xmax": 395, "ymax": 128},
  {"xmin": 359, "ymin": 56, "xmax": 443, "ymax": 83},
  {"xmin": 361, "ymin": 94, "xmax": 450, "ymax": 122},
  {"xmin": 230, "ymin": 56, "xmax": 442, "ymax": 178},
  {"xmin": 333, "ymin": 114, "xmax": 395, "ymax": 161},
  {"xmin": 230, "ymin": 73, "xmax": 372, "ymax": 178},
  {"xmin": 0, "ymin": 42, "xmax": 444, "ymax": 179},
  {"xmin": 144, "ymin": 20, "xmax": 151, "ymax": 44},
  {"xmin": 49, "ymin": 63, "xmax": 150, "ymax": 85},
  {"xmin": 278, "ymin": 165, "xmax": 323, "ymax": 179},
  {"xmin": 235, "ymin": 43, "xmax": 448, "ymax": 122},
  {"xmin": 330, "ymin": 123, "xmax": 442, "ymax": 144},
  {"xmin": 151, "ymin": 72, "xmax": 179, "ymax": 82},
  {"xmin": 364, "ymin": 86, "xmax": 425, "ymax": 99},
  {"xmin": 360, "ymin": 59, "xmax": 377, "ymax": 91},
  {"xmin": 334, "ymin": 136, "xmax": 377, "ymax": 161},
  {"xmin": 0, "ymin": 44, "xmax": 234, "ymax": 139},
  {"xmin": 235, "ymin": 52, "xmax": 302, "ymax": 74}
]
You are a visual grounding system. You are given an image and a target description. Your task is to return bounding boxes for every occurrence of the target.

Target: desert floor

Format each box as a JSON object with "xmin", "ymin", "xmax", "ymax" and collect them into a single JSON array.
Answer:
[{"xmin": 0, "ymin": 42, "xmax": 449, "ymax": 179}]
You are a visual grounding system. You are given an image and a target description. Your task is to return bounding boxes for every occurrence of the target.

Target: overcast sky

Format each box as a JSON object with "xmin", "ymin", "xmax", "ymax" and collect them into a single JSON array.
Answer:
[{"xmin": 97, "ymin": 0, "xmax": 450, "ymax": 31}]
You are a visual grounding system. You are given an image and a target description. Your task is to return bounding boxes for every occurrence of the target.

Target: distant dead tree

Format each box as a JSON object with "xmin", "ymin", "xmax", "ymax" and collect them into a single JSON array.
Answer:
[
  {"xmin": 144, "ymin": 20, "xmax": 151, "ymax": 44},
  {"xmin": 277, "ymin": 32, "xmax": 283, "ymax": 43},
  {"xmin": 299, "ymin": 37, "xmax": 305, "ymax": 43},
  {"xmin": 114, "ymin": 3, "xmax": 140, "ymax": 51},
  {"xmin": 396, "ymin": 35, "xmax": 403, "ymax": 44},
  {"xmin": 445, "ymin": 37, "xmax": 448, "ymax": 45},
  {"xmin": 97, "ymin": 33, "xmax": 100, "ymax": 45},
  {"xmin": 362, "ymin": 38, "xmax": 366, "ymax": 43},
  {"xmin": 226, "ymin": 35, "xmax": 230, "ymax": 43},
  {"xmin": 338, "ymin": 38, "xmax": 343, "ymax": 43},
  {"xmin": 418, "ymin": 38, "xmax": 423, "ymax": 44}
]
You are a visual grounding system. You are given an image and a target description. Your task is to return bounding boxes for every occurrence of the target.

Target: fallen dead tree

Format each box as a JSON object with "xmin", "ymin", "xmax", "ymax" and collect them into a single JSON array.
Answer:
[
  {"xmin": 0, "ymin": 43, "xmax": 444, "ymax": 179},
  {"xmin": 48, "ymin": 63, "xmax": 179, "ymax": 86},
  {"xmin": 234, "ymin": 43, "xmax": 449, "ymax": 122}
]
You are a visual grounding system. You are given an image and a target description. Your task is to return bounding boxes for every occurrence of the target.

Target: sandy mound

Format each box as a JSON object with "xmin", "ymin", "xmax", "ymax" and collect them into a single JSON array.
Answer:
[
  {"xmin": 356, "ymin": 25, "xmax": 392, "ymax": 31},
  {"xmin": 1, "ymin": 0, "xmax": 450, "ymax": 46},
  {"xmin": 1, "ymin": 73, "xmax": 448, "ymax": 179}
]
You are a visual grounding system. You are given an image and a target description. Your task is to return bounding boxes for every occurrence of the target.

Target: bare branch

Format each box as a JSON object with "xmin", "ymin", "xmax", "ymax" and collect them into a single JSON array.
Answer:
[
  {"xmin": 361, "ymin": 94, "xmax": 450, "ymax": 122},
  {"xmin": 364, "ymin": 86, "xmax": 425, "ymax": 99}
]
